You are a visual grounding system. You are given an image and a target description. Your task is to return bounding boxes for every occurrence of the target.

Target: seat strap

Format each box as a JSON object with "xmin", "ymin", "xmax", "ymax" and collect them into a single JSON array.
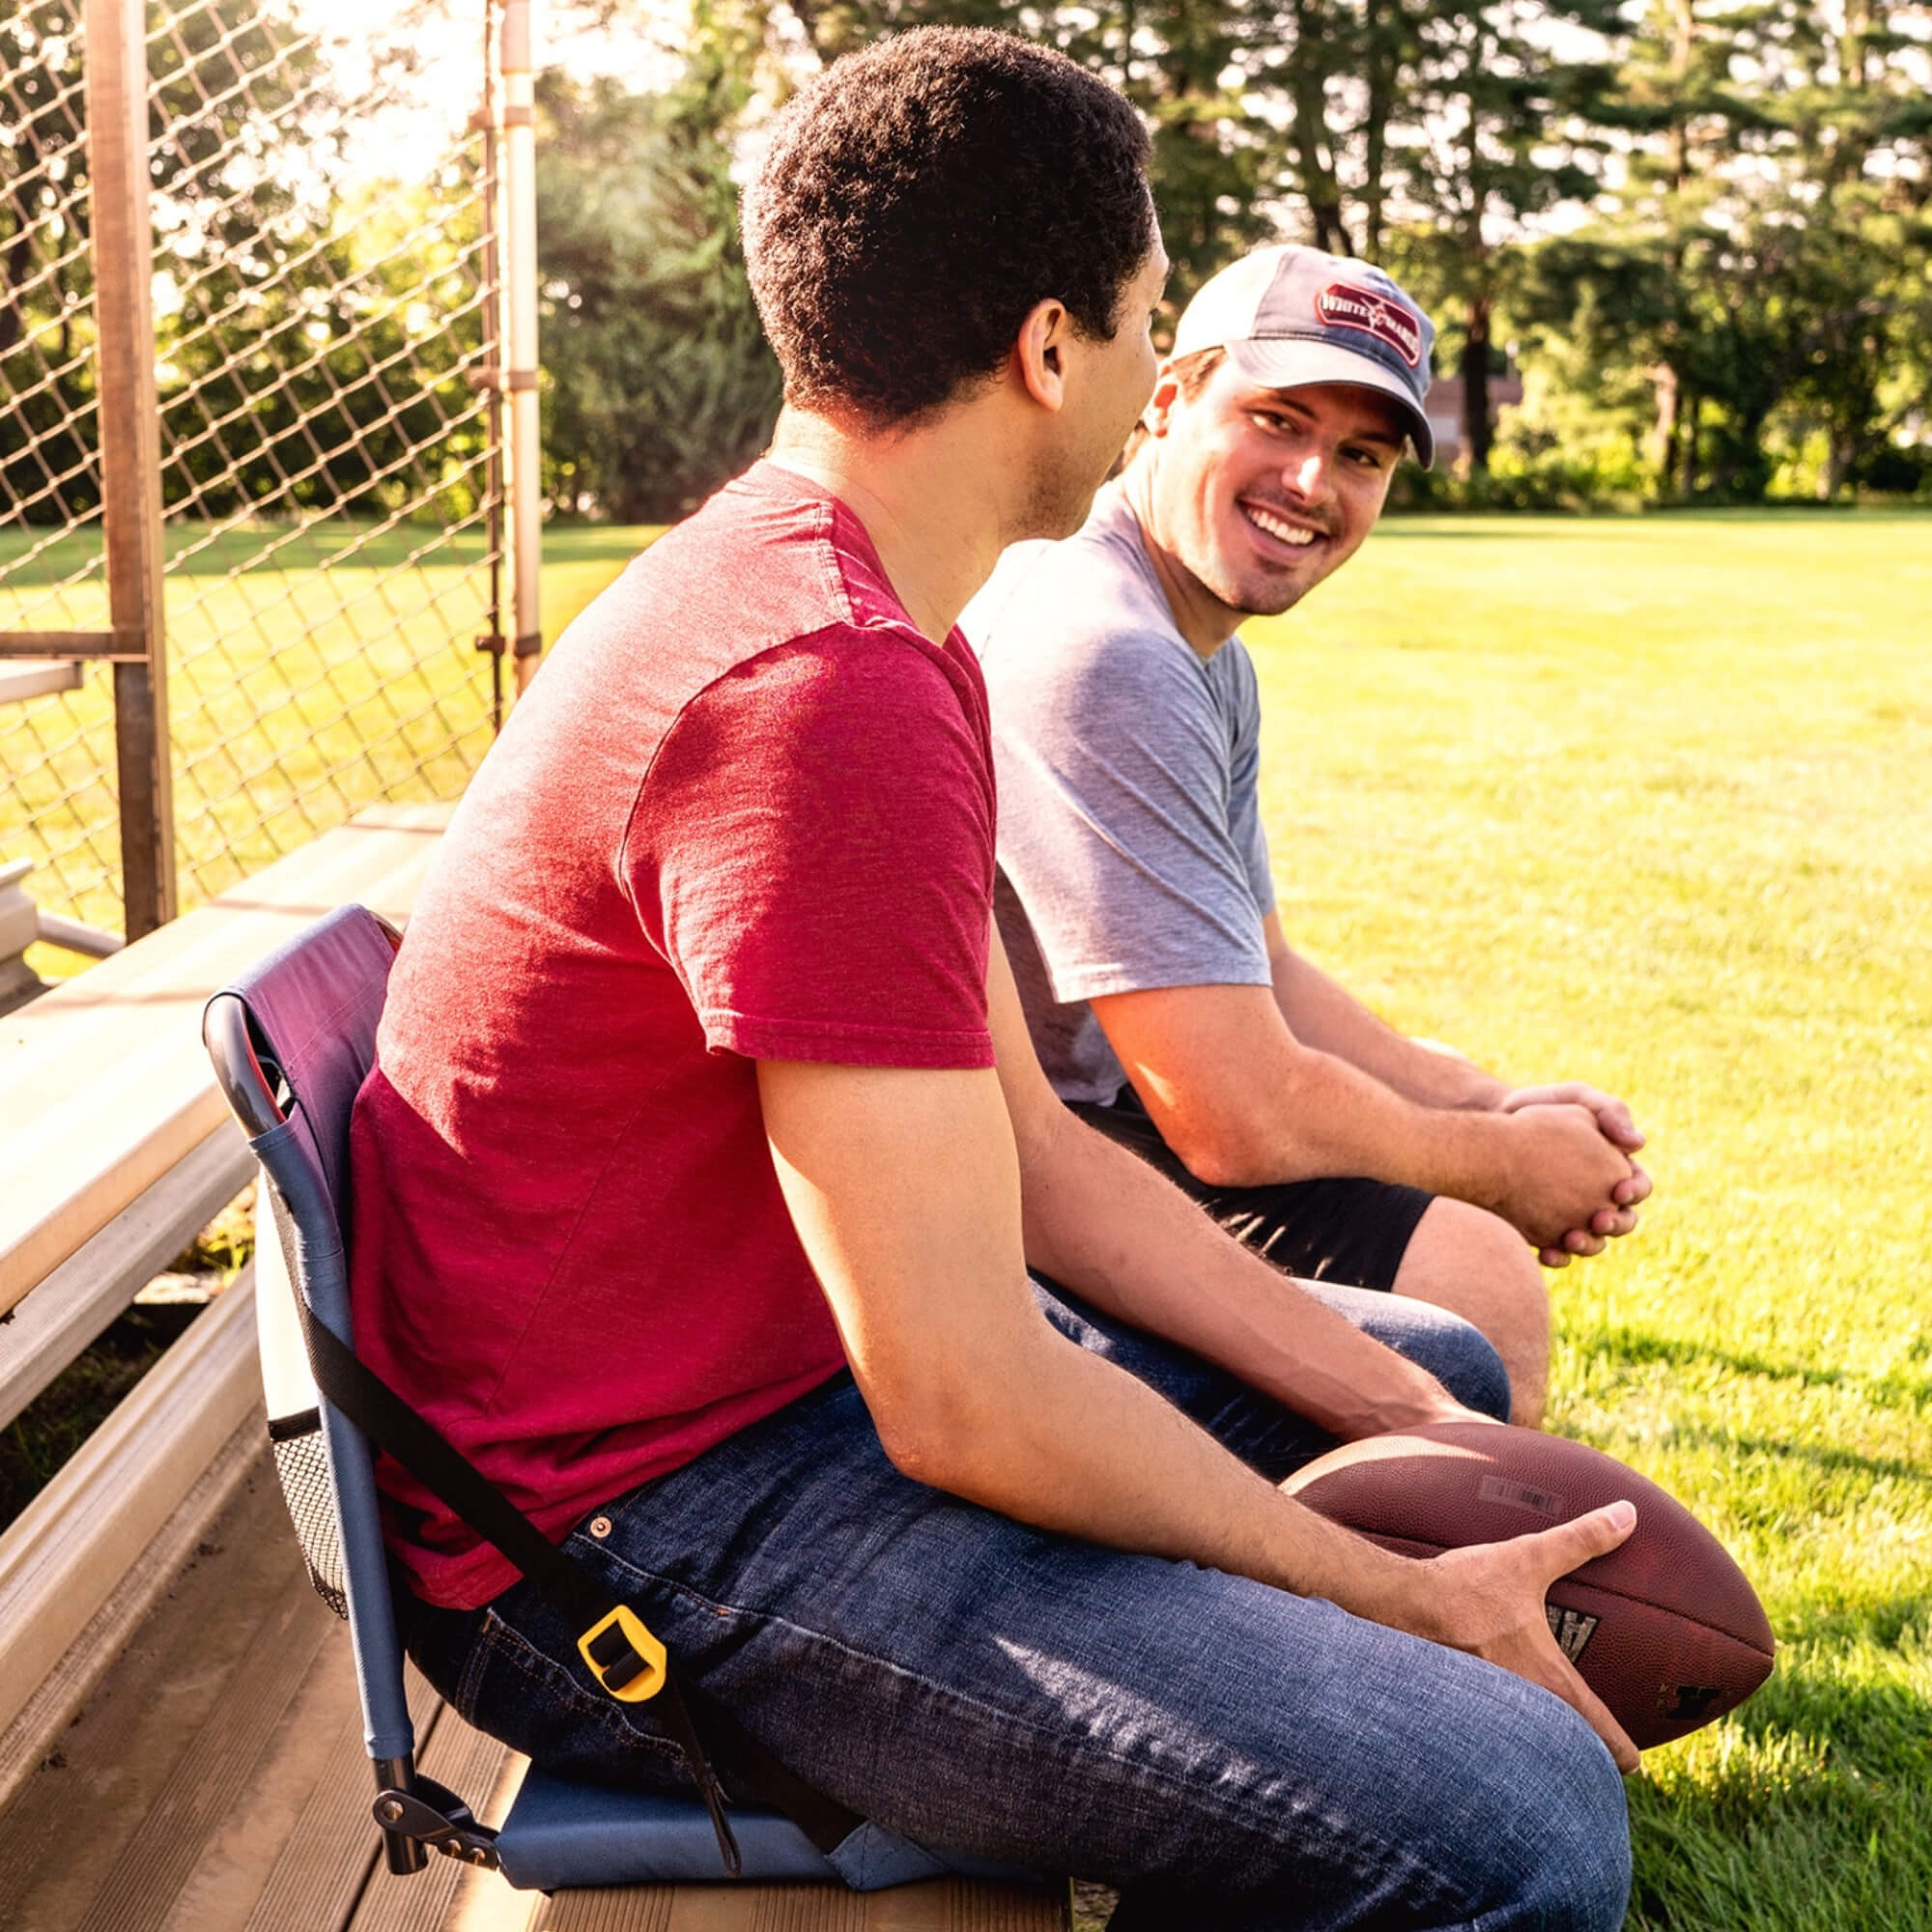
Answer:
[{"xmin": 291, "ymin": 1280, "xmax": 865, "ymax": 1871}]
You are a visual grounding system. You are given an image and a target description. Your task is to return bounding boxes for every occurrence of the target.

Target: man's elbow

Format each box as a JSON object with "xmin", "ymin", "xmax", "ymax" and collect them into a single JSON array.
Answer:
[
  {"xmin": 866, "ymin": 1375, "xmax": 997, "ymax": 1494},
  {"xmin": 1159, "ymin": 1107, "xmax": 1284, "ymax": 1190},
  {"xmin": 865, "ymin": 1360, "xmax": 1032, "ymax": 1500}
]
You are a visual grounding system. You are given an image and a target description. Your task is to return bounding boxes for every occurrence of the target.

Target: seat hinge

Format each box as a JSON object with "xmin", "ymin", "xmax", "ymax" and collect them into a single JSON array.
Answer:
[{"xmin": 373, "ymin": 1775, "xmax": 502, "ymax": 1868}]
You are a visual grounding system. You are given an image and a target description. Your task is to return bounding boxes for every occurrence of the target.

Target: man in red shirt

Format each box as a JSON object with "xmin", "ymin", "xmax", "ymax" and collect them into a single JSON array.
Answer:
[{"xmin": 353, "ymin": 29, "xmax": 1638, "ymax": 1927}]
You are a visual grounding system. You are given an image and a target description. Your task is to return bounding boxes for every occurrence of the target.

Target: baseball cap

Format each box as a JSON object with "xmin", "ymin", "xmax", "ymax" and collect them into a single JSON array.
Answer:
[{"xmin": 1171, "ymin": 245, "xmax": 1437, "ymax": 469}]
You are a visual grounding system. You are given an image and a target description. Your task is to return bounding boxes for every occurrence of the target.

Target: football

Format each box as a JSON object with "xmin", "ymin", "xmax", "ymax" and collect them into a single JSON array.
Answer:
[{"xmin": 1283, "ymin": 1421, "xmax": 1775, "ymax": 1749}]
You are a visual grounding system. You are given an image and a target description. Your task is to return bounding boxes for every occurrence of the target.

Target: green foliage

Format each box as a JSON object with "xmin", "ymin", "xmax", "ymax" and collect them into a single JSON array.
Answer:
[
  {"xmin": 7, "ymin": 0, "xmax": 1921, "ymax": 519},
  {"xmin": 535, "ymin": 32, "xmax": 782, "ymax": 524},
  {"xmin": 2, "ymin": 0, "xmax": 99, "ymax": 520},
  {"xmin": 0, "ymin": 0, "xmax": 490, "ymax": 524},
  {"xmin": 1495, "ymin": 0, "xmax": 1932, "ymax": 503},
  {"xmin": 776, "ymin": 0, "xmax": 1924, "ymax": 500}
]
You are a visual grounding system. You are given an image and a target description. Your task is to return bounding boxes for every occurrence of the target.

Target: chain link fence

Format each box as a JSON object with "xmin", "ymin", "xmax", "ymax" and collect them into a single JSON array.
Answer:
[{"xmin": 0, "ymin": 0, "xmax": 510, "ymax": 940}]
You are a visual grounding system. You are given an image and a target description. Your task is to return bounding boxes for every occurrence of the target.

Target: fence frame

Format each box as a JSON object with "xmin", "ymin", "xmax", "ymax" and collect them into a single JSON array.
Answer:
[
  {"xmin": 89, "ymin": 0, "xmax": 175, "ymax": 935},
  {"xmin": 502, "ymin": 0, "xmax": 542, "ymax": 695},
  {"xmin": 0, "ymin": 0, "xmax": 541, "ymax": 940}
]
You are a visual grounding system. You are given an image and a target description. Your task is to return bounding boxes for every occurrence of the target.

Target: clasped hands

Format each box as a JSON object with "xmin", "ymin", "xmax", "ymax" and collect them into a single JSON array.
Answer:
[{"xmin": 1495, "ymin": 1082, "xmax": 1650, "ymax": 1267}]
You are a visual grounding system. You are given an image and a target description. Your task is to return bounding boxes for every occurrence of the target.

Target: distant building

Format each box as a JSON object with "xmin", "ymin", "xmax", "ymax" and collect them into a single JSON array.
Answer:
[{"xmin": 1422, "ymin": 371, "xmax": 1523, "ymax": 469}]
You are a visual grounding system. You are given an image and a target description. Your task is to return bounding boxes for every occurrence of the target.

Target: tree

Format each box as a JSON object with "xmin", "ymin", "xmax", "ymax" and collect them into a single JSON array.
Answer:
[
  {"xmin": 1374, "ymin": 0, "xmax": 1623, "ymax": 472},
  {"xmin": 1540, "ymin": 0, "xmax": 1932, "ymax": 499},
  {"xmin": 535, "ymin": 35, "xmax": 782, "ymax": 522},
  {"xmin": 555, "ymin": 0, "xmax": 1930, "ymax": 506},
  {"xmin": 2, "ymin": 0, "xmax": 96, "ymax": 520},
  {"xmin": 0, "ymin": 0, "xmax": 434, "ymax": 523}
]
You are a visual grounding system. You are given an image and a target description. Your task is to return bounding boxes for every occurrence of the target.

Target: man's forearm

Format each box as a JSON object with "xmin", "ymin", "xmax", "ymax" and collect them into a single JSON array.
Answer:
[
  {"xmin": 885, "ymin": 1273, "xmax": 1633, "ymax": 1774},
  {"xmin": 1268, "ymin": 935, "xmax": 1505, "ymax": 1112},
  {"xmin": 755, "ymin": 1055, "xmax": 1445, "ymax": 1619},
  {"xmin": 938, "ymin": 1307, "xmax": 1445, "ymax": 1627},
  {"xmin": 1015, "ymin": 1098, "xmax": 1465, "ymax": 1438}
]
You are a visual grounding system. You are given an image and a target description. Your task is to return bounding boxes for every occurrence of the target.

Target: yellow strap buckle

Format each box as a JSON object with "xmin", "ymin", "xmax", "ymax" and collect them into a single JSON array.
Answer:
[{"xmin": 578, "ymin": 1605, "xmax": 668, "ymax": 1703}]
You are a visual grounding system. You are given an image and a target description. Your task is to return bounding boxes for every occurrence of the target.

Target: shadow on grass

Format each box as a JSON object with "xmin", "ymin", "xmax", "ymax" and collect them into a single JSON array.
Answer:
[
  {"xmin": 1739, "ymin": 1636, "xmax": 1932, "ymax": 1774},
  {"xmin": 1652, "ymin": 1425, "xmax": 1931, "ymax": 1491},
  {"xmin": 1577, "ymin": 1325, "xmax": 1932, "ymax": 1417},
  {"xmin": 1626, "ymin": 1615, "xmax": 1932, "ymax": 1932}
]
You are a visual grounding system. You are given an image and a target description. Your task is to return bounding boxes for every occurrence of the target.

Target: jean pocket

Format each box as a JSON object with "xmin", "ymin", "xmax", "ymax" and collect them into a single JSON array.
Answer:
[{"xmin": 461, "ymin": 1605, "xmax": 689, "ymax": 1788}]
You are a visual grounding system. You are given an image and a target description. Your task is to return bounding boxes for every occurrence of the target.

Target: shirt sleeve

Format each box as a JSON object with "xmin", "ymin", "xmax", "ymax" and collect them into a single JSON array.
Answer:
[
  {"xmin": 627, "ymin": 630, "xmax": 996, "ymax": 1068},
  {"xmin": 992, "ymin": 625, "xmax": 1273, "ymax": 1004}
]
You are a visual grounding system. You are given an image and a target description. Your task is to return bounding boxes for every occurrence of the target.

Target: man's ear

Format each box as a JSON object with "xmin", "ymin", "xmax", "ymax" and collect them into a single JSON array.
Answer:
[
  {"xmin": 1012, "ymin": 298, "xmax": 1070, "ymax": 412},
  {"xmin": 1141, "ymin": 365, "xmax": 1182, "ymax": 439}
]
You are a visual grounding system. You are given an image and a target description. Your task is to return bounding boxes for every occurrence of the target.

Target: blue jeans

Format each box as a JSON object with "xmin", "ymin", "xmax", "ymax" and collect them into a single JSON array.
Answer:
[{"xmin": 404, "ymin": 1280, "xmax": 1630, "ymax": 1930}]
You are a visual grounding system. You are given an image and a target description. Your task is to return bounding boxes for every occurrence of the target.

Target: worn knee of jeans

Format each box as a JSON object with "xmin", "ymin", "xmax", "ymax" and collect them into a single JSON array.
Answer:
[
  {"xmin": 1510, "ymin": 1738, "xmax": 1633, "ymax": 1932},
  {"xmin": 1398, "ymin": 1306, "xmax": 1512, "ymax": 1422}
]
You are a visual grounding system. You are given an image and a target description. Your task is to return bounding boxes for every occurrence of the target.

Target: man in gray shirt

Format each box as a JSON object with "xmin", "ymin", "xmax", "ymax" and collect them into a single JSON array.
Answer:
[{"xmin": 964, "ymin": 246, "xmax": 1650, "ymax": 1425}]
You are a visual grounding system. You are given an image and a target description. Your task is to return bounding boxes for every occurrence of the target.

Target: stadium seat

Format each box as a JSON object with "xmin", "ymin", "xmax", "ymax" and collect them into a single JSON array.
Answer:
[{"xmin": 202, "ymin": 904, "xmax": 1029, "ymax": 1894}]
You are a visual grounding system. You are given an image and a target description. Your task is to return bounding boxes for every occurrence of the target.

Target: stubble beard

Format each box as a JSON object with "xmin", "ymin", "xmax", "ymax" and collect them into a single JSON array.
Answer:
[{"xmin": 1190, "ymin": 537, "xmax": 1320, "ymax": 624}]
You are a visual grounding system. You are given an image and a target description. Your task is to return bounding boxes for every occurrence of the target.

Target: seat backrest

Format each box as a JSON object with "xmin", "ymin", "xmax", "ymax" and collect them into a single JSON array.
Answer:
[
  {"xmin": 225, "ymin": 902, "xmax": 399, "ymax": 1220},
  {"xmin": 205, "ymin": 905, "xmax": 416, "ymax": 1778}
]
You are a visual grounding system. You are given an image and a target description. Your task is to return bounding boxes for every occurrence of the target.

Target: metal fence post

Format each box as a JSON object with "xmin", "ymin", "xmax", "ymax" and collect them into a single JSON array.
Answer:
[
  {"xmin": 500, "ymin": 0, "xmax": 542, "ymax": 692},
  {"xmin": 83, "ymin": 0, "xmax": 176, "ymax": 937}
]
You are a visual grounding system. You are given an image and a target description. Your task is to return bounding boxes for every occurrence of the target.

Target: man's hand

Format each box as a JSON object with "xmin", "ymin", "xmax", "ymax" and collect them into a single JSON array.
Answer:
[
  {"xmin": 1499, "ymin": 1083, "xmax": 1643, "ymax": 1152},
  {"xmin": 1484, "ymin": 1104, "xmax": 1638, "ymax": 1257},
  {"xmin": 1406, "ymin": 1501, "xmax": 1641, "ymax": 1774},
  {"xmin": 1499, "ymin": 1085, "xmax": 1651, "ymax": 1267}
]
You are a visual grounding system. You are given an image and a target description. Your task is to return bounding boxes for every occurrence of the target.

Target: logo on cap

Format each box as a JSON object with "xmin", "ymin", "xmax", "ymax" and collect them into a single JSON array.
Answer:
[{"xmin": 1314, "ymin": 283, "xmax": 1423, "ymax": 369}]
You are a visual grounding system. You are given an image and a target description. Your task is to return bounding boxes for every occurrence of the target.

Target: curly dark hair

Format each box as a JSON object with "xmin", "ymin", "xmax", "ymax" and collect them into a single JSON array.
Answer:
[{"xmin": 742, "ymin": 29, "xmax": 1154, "ymax": 428}]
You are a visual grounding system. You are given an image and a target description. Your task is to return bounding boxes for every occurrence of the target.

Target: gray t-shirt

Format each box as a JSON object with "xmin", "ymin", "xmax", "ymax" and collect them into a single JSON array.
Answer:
[{"xmin": 963, "ymin": 484, "xmax": 1275, "ymax": 1105}]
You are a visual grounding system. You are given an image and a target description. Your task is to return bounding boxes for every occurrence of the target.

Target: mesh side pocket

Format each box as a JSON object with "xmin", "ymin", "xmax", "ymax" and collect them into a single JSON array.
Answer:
[{"xmin": 269, "ymin": 1408, "xmax": 349, "ymax": 1618}]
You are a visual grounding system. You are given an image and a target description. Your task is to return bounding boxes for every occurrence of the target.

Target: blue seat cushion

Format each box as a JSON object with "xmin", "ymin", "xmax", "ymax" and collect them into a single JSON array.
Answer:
[{"xmin": 496, "ymin": 1774, "xmax": 1042, "ymax": 1893}]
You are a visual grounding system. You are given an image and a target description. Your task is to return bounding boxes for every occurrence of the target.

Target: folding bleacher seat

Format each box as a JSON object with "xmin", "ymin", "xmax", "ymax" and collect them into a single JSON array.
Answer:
[{"xmin": 204, "ymin": 904, "xmax": 1051, "ymax": 1901}]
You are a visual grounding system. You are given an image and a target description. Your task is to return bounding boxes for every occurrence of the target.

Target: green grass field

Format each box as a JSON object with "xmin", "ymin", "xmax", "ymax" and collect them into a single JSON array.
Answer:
[{"xmin": 1236, "ymin": 510, "xmax": 1931, "ymax": 1930}]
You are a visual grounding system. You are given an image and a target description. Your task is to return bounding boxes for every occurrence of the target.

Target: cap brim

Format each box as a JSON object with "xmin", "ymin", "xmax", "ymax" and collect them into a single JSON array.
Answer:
[{"xmin": 1224, "ymin": 338, "xmax": 1435, "ymax": 470}]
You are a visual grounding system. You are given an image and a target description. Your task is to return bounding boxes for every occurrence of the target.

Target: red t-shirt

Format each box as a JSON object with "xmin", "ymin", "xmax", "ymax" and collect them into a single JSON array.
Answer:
[{"xmin": 347, "ymin": 463, "xmax": 996, "ymax": 1609}]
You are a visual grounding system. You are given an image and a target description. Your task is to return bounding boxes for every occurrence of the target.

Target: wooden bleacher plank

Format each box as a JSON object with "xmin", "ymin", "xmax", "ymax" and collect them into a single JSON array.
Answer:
[
  {"xmin": 533, "ymin": 1878, "xmax": 1067, "ymax": 1932},
  {"xmin": 0, "ymin": 802, "xmax": 451, "ymax": 1316},
  {"xmin": 147, "ymin": 1603, "xmax": 384, "ymax": 1932},
  {"xmin": 242, "ymin": 1665, "xmax": 445, "ymax": 1932},
  {"xmin": 936, "ymin": 1881, "xmax": 1073, "ymax": 1930},
  {"xmin": 0, "ymin": 1275, "xmax": 260, "ymax": 1746},
  {"xmin": 0, "ymin": 658, "xmax": 83, "ymax": 704},
  {"xmin": 0, "ymin": 1463, "xmax": 324, "ymax": 1930},
  {"xmin": 426, "ymin": 1750, "xmax": 545, "ymax": 1932},
  {"xmin": 0, "ymin": 1122, "xmax": 255, "ymax": 1434},
  {"xmin": 536, "ymin": 1892, "xmax": 676, "ymax": 1932},
  {"xmin": 65, "ymin": 1564, "xmax": 339, "ymax": 1932},
  {"xmin": 0, "ymin": 1407, "xmax": 259, "ymax": 1820}
]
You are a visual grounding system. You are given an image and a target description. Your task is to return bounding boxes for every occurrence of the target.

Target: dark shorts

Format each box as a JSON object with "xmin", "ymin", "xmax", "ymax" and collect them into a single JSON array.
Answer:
[{"xmin": 1070, "ymin": 1088, "xmax": 1435, "ymax": 1294}]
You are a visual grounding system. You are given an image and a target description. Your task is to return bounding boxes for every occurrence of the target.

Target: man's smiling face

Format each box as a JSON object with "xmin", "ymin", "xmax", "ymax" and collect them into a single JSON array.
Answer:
[{"xmin": 1141, "ymin": 358, "xmax": 1407, "ymax": 623}]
